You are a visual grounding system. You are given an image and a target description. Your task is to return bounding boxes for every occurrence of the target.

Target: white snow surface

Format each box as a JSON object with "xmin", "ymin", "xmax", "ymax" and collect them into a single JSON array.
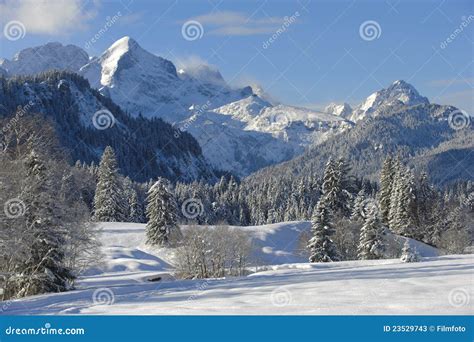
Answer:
[{"xmin": 3, "ymin": 221, "xmax": 472, "ymax": 315}]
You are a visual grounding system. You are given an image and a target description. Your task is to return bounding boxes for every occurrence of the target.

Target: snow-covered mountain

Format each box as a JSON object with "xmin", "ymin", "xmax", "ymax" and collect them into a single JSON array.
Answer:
[
  {"xmin": 0, "ymin": 71, "xmax": 217, "ymax": 182},
  {"xmin": 0, "ymin": 38, "xmax": 442, "ymax": 178},
  {"xmin": 74, "ymin": 37, "xmax": 353, "ymax": 176},
  {"xmin": 324, "ymin": 102, "xmax": 353, "ymax": 118},
  {"xmin": 0, "ymin": 42, "xmax": 89, "ymax": 76},
  {"xmin": 347, "ymin": 80, "xmax": 430, "ymax": 122},
  {"xmin": 170, "ymin": 94, "xmax": 352, "ymax": 176},
  {"xmin": 214, "ymin": 95, "xmax": 353, "ymax": 148},
  {"xmin": 79, "ymin": 36, "xmax": 252, "ymax": 122}
]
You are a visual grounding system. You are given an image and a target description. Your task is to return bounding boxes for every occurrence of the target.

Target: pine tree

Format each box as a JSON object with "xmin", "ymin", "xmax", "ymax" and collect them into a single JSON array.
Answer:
[
  {"xmin": 357, "ymin": 204, "xmax": 385, "ymax": 260},
  {"xmin": 390, "ymin": 167, "xmax": 417, "ymax": 237},
  {"xmin": 351, "ymin": 189, "xmax": 366, "ymax": 222},
  {"xmin": 146, "ymin": 178, "xmax": 181, "ymax": 246},
  {"xmin": 379, "ymin": 156, "xmax": 394, "ymax": 225},
  {"xmin": 321, "ymin": 158, "xmax": 353, "ymax": 217},
  {"xmin": 93, "ymin": 146, "xmax": 127, "ymax": 222},
  {"xmin": 400, "ymin": 240, "xmax": 419, "ymax": 263},
  {"xmin": 308, "ymin": 200, "xmax": 340, "ymax": 262},
  {"xmin": 129, "ymin": 190, "xmax": 142, "ymax": 223},
  {"xmin": 321, "ymin": 158, "xmax": 340, "ymax": 209},
  {"xmin": 16, "ymin": 150, "xmax": 73, "ymax": 297}
]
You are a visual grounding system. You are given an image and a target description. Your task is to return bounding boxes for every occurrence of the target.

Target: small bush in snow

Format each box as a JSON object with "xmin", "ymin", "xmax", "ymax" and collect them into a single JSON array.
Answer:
[{"xmin": 400, "ymin": 240, "xmax": 420, "ymax": 263}]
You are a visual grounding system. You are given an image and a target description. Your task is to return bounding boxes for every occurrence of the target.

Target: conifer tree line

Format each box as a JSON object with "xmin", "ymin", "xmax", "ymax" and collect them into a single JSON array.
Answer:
[{"xmin": 87, "ymin": 145, "xmax": 472, "ymax": 261}]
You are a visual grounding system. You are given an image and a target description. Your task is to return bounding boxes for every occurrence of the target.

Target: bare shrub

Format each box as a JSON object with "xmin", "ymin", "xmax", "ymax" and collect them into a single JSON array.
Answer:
[{"xmin": 175, "ymin": 225, "xmax": 252, "ymax": 279}]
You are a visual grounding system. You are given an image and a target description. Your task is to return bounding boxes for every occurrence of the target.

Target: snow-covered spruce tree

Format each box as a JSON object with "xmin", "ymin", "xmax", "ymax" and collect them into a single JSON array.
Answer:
[
  {"xmin": 14, "ymin": 150, "xmax": 73, "ymax": 297},
  {"xmin": 400, "ymin": 240, "xmax": 420, "ymax": 263},
  {"xmin": 389, "ymin": 167, "xmax": 418, "ymax": 237},
  {"xmin": 308, "ymin": 200, "xmax": 340, "ymax": 262},
  {"xmin": 123, "ymin": 176, "xmax": 143, "ymax": 223},
  {"xmin": 350, "ymin": 189, "xmax": 366, "ymax": 222},
  {"xmin": 93, "ymin": 146, "xmax": 127, "ymax": 222},
  {"xmin": 357, "ymin": 204, "xmax": 385, "ymax": 260},
  {"xmin": 379, "ymin": 156, "xmax": 394, "ymax": 225},
  {"xmin": 146, "ymin": 178, "xmax": 181, "ymax": 246},
  {"xmin": 415, "ymin": 172, "xmax": 439, "ymax": 242},
  {"xmin": 321, "ymin": 158, "xmax": 353, "ymax": 217},
  {"xmin": 321, "ymin": 158, "xmax": 340, "ymax": 208},
  {"xmin": 128, "ymin": 190, "xmax": 143, "ymax": 223}
]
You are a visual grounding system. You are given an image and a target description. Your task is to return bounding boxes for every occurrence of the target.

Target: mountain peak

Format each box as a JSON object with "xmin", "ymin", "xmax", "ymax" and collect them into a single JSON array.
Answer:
[
  {"xmin": 0, "ymin": 42, "xmax": 89, "ymax": 76},
  {"xmin": 349, "ymin": 80, "xmax": 429, "ymax": 122},
  {"xmin": 325, "ymin": 102, "xmax": 352, "ymax": 118},
  {"xmin": 81, "ymin": 36, "xmax": 178, "ymax": 89},
  {"xmin": 108, "ymin": 36, "xmax": 140, "ymax": 54}
]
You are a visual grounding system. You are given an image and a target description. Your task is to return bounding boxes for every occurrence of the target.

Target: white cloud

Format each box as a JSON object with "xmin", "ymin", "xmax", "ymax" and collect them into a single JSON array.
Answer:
[
  {"xmin": 0, "ymin": 0, "xmax": 98, "ymax": 35},
  {"xmin": 184, "ymin": 10, "xmax": 294, "ymax": 36},
  {"xmin": 173, "ymin": 55, "xmax": 214, "ymax": 71}
]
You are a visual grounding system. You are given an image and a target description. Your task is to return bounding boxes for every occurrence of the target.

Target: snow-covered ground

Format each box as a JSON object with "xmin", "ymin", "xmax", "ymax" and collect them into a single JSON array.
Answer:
[{"xmin": 2, "ymin": 222, "xmax": 472, "ymax": 315}]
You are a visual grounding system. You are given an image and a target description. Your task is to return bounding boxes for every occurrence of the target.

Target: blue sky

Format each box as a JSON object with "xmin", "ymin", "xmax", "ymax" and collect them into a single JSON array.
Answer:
[{"xmin": 1, "ymin": 0, "xmax": 473, "ymax": 111}]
